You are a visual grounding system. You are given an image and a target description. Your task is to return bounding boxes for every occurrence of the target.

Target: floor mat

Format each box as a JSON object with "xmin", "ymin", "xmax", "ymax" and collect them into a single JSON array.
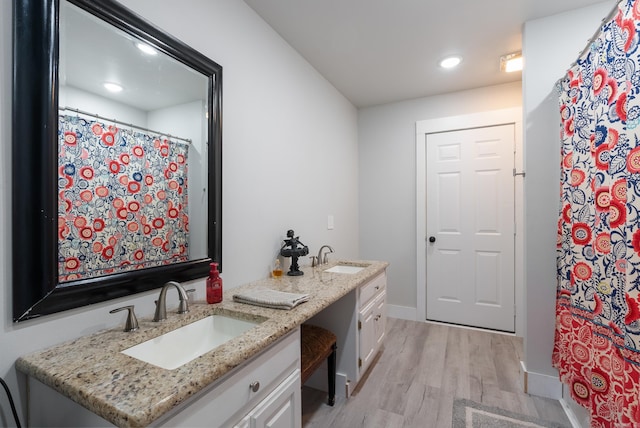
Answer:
[{"xmin": 452, "ymin": 398, "xmax": 569, "ymax": 428}]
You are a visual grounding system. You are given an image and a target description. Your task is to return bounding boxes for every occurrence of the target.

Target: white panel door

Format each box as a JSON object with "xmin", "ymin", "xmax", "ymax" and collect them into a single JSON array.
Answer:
[{"xmin": 426, "ymin": 125, "xmax": 515, "ymax": 332}]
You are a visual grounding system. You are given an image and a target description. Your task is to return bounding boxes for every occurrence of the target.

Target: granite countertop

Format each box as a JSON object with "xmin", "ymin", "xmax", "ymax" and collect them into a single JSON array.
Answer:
[{"xmin": 16, "ymin": 260, "xmax": 388, "ymax": 427}]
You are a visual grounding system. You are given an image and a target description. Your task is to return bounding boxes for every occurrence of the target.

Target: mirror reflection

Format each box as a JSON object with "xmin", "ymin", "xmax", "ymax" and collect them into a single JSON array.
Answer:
[
  {"xmin": 12, "ymin": 0, "xmax": 221, "ymax": 322},
  {"xmin": 57, "ymin": 1, "xmax": 209, "ymax": 282}
]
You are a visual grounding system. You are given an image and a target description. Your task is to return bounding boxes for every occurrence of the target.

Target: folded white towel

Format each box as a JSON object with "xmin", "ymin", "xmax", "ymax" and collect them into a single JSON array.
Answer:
[{"xmin": 232, "ymin": 288, "xmax": 310, "ymax": 310}]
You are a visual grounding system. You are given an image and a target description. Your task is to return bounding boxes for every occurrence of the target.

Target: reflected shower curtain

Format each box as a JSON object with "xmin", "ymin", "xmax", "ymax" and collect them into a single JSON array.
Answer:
[
  {"xmin": 57, "ymin": 115, "xmax": 189, "ymax": 281},
  {"xmin": 554, "ymin": 1, "xmax": 640, "ymax": 426}
]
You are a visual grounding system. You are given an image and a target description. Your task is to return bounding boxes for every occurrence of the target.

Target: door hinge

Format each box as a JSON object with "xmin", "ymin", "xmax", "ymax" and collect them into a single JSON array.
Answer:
[
  {"xmin": 513, "ymin": 168, "xmax": 525, "ymax": 177},
  {"xmin": 358, "ymin": 358, "xmax": 362, "ymax": 368},
  {"xmin": 358, "ymin": 320, "xmax": 362, "ymax": 330}
]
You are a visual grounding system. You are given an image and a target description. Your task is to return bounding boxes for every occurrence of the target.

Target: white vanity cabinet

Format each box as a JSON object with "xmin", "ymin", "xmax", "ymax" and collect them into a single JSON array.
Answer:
[
  {"xmin": 306, "ymin": 269, "xmax": 387, "ymax": 398},
  {"xmin": 157, "ymin": 327, "xmax": 301, "ymax": 428},
  {"xmin": 20, "ymin": 262, "xmax": 390, "ymax": 427},
  {"xmin": 28, "ymin": 328, "xmax": 301, "ymax": 427},
  {"xmin": 357, "ymin": 272, "xmax": 386, "ymax": 377}
]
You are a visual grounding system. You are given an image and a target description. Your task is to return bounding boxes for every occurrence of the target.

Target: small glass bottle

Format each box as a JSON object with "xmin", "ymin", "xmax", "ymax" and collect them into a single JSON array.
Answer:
[
  {"xmin": 272, "ymin": 259, "xmax": 283, "ymax": 277},
  {"xmin": 206, "ymin": 262, "xmax": 223, "ymax": 304}
]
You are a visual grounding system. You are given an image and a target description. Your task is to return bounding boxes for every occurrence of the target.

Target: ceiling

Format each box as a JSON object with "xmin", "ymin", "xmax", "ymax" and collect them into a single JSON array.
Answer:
[
  {"xmin": 61, "ymin": 2, "xmax": 208, "ymax": 112},
  {"xmin": 243, "ymin": 0, "xmax": 613, "ymax": 107}
]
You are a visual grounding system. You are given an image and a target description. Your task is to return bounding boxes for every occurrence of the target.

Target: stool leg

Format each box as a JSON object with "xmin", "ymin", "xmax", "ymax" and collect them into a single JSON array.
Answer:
[{"xmin": 327, "ymin": 343, "xmax": 337, "ymax": 406}]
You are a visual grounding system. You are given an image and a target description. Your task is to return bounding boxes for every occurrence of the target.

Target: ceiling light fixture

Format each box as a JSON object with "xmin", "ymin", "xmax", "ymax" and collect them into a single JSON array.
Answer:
[
  {"xmin": 136, "ymin": 42, "xmax": 157, "ymax": 56},
  {"xmin": 103, "ymin": 82, "xmax": 123, "ymax": 93},
  {"xmin": 500, "ymin": 52, "xmax": 523, "ymax": 73},
  {"xmin": 440, "ymin": 56, "xmax": 462, "ymax": 69}
]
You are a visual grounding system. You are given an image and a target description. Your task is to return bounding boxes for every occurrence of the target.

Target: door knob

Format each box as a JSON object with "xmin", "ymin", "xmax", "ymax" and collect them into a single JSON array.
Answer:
[{"xmin": 428, "ymin": 236, "xmax": 436, "ymax": 243}]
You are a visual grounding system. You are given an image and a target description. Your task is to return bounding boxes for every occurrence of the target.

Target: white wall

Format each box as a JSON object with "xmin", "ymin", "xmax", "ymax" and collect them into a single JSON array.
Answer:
[
  {"xmin": 522, "ymin": 0, "xmax": 616, "ymax": 406},
  {"xmin": 358, "ymin": 82, "xmax": 522, "ymax": 315},
  {"xmin": 61, "ymin": 85, "xmax": 148, "ymax": 124},
  {"xmin": 119, "ymin": 0, "xmax": 360, "ymax": 282},
  {"xmin": 0, "ymin": 1, "xmax": 358, "ymax": 425}
]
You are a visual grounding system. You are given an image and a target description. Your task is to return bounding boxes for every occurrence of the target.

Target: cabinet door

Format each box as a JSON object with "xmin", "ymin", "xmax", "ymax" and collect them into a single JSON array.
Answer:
[
  {"xmin": 358, "ymin": 300, "xmax": 376, "ymax": 375},
  {"xmin": 374, "ymin": 290, "xmax": 386, "ymax": 349},
  {"xmin": 236, "ymin": 370, "xmax": 301, "ymax": 428}
]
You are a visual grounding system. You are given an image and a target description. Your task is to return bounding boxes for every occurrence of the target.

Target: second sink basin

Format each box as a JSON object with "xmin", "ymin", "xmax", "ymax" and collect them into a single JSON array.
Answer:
[
  {"xmin": 324, "ymin": 265, "xmax": 365, "ymax": 274},
  {"xmin": 122, "ymin": 314, "xmax": 260, "ymax": 370}
]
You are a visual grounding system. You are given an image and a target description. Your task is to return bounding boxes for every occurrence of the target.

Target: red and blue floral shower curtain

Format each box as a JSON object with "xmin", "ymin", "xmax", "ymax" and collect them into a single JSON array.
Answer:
[
  {"xmin": 554, "ymin": 0, "xmax": 640, "ymax": 426},
  {"xmin": 58, "ymin": 115, "xmax": 189, "ymax": 281}
]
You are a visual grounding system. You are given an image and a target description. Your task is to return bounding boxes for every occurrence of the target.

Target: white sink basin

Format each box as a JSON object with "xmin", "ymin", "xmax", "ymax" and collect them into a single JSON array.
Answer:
[
  {"xmin": 122, "ymin": 315, "xmax": 260, "ymax": 370},
  {"xmin": 324, "ymin": 265, "xmax": 365, "ymax": 274}
]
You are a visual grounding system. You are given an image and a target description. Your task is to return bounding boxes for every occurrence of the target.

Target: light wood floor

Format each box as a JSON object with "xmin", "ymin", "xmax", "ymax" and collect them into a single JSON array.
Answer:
[{"xmin": 301, "ymin": 317, "xmax": 570, "ymax": 428}]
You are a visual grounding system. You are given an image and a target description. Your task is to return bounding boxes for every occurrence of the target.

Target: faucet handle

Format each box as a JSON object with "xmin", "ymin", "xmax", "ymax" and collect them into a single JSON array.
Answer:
[
  {"xmin": 310, "ymin": 256, "xmax": 318, "ymax": 267},
  {"xmin": 110, "ymin": 305, "xmax": 139, "ymax": 332}
]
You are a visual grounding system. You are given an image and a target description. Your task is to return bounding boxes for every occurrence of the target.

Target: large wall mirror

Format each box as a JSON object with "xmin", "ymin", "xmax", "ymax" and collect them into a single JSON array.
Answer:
[{"xmin": 12, "ymin": 0, "xmax": 222, "ymax": 322}]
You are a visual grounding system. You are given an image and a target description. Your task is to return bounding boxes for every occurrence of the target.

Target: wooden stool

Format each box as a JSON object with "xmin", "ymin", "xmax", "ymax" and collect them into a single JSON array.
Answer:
[{"xmin": 300, "ymin": 324, "xmax": 337, "ymax": 406}]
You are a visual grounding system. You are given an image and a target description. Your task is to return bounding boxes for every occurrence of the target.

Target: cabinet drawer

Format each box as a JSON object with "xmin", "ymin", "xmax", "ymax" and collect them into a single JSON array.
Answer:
[{"xmin": 359, "ymin": 272, "xmax": 386, "ymax": 308}]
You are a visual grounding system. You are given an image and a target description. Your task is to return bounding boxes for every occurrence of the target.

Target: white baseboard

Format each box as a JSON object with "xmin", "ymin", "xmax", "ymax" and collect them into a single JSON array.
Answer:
[
  {"xmin": 560, "ymin": 383, "xmax": 590, "ymax": 428},
  {"xmin": 519, "ymin": 360, "xmax": 562, "ymax": 399},
  {"xmin": 387, "ymin": 304, "xmax": 416, "ymax": 321},
  {"xmin": 560, "ymin": 398, "xmax": 586, "ymax": 428},
  {"xmin": 520, "ymin": 360, "xmax": 528, "ymax": 392},
  {"xmin": 305, "ymin": 367, "xmax": 348, "ymax": 399},
  {"xmin": 520, "ymin": 362, "xmax": 589, "ymax": 427},
  {"xmin": 337, "ymin": 373, "xmax": 348, "ymax": 398}
]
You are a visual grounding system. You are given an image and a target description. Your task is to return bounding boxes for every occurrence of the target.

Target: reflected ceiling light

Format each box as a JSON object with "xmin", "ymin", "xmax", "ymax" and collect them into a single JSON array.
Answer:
[
  {"xmin": 136, "ymin": 42, "xmax": 157, "ymax": 56},
  {"xmin": 103, "ymin": 82, "xmax": 123, "ymax": 93},
  {"xmin": 500, "ymin": 51, "xmax": 523, "ymax": 72},
  {"xmin": 439, "ymin": 56, "xmax": 462, "ymax": 69}
]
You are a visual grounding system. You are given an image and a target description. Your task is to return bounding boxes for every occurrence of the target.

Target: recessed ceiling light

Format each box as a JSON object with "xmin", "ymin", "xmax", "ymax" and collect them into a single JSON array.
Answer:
[
  {"xmin": 103, "ymin": 82, "xmax": 123, "ymax": 93},
  {"xmin": 440, "ymin": 56, "xmax": 462, "ymax": 69},
  {"xmin": 500, "ymin": 52, "xmax": 523, "ymax": 73},
  {"xmin": 136, "ymin": 42, "xmax": 157, "ymax": 56}
]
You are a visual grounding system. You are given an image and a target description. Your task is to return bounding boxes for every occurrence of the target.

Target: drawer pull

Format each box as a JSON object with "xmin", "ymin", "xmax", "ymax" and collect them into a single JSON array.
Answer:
[
  {"xmin": 250, "ymin": 381, "xmax": 260, "ymax": 392},
  {"xmin": 375, "ymin": 286, "xmax": 380, "ymax": 290}
]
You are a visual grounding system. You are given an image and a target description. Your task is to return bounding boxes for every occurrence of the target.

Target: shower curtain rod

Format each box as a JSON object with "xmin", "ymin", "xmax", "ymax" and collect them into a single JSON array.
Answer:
[
  {"xmin": 59, "ymin": 106, "xmax": 192, "ymax": 145},
  {"xmin": 569, "ymin": 0, "xmax": 623, "ymax": 68}
]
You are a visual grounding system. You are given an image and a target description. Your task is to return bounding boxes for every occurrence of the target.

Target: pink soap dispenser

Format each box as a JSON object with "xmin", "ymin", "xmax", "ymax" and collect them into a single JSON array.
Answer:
[{"xmin": 206, "ymin": 262, "xmax": 223, "ymax": 304}]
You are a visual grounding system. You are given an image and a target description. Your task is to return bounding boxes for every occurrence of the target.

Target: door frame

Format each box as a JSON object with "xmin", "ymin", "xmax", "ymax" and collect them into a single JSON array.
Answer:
[{"xmin": 416, "ymin": 107, "xmax": 524, "ymax": 336}]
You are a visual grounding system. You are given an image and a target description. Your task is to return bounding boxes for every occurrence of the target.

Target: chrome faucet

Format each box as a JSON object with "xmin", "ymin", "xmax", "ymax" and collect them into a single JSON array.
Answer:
[
  {"xmin": 153, "ymin": 281, "xmax": 190, "ymax": 322},
  {"xmin": 316, "ymin": 245, "xmax": 334, "ymax": 266}
]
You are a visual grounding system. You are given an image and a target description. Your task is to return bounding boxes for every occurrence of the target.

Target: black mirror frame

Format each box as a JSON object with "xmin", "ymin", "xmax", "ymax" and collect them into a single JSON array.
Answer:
[{"xmin": 12, "ymin": 0, "xmax": 222, "ymax": 322}]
